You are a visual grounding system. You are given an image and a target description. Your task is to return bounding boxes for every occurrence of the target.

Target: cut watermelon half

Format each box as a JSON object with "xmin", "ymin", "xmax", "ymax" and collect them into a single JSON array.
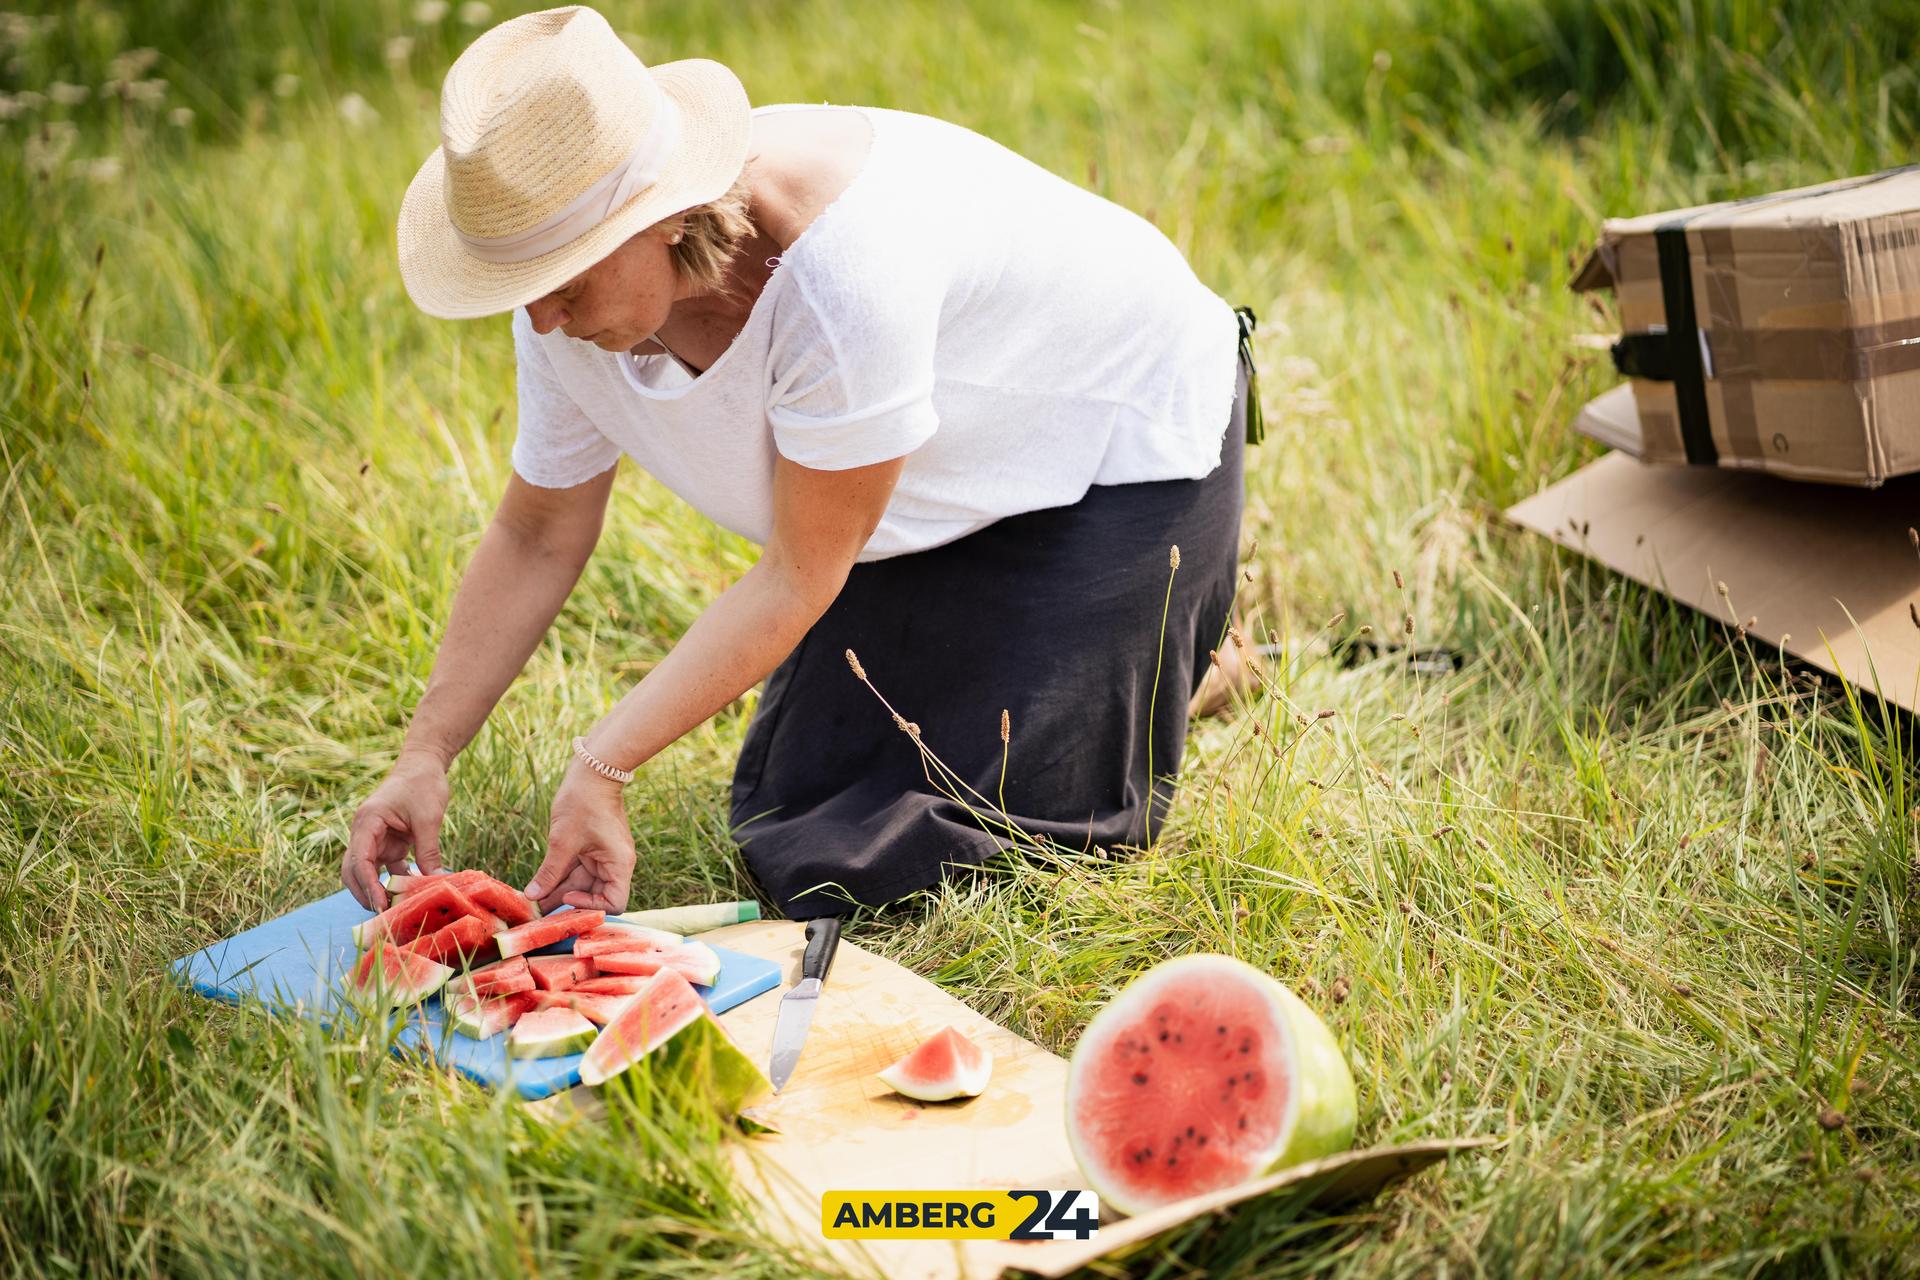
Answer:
[
  {"xmin": 401, "ymin": 913, "xmax": 497, "ymax": 967},
  {"xmin": 447, "ymin": 955, "xmax": 534, "ymax": 999},
  {"xmin": 527, "ymin": 953, "xmax": 594, "ymax": 992},
  {"xmin": 529, "ymin": 988, "xmax": 637, "ymax": 1027},
  {"xmin": 877, "ymin": 1027, "xmax": 993, "ymax": 1102},
  {"xmin": 572, "ymin": 924, "xmax": 685, "ymax": 957},
  {"xmin": 351, "ymin": 943, "xmax": 453, "ymax": 1007},
  {"xmin": 591, "ymin": 940, "xmax": 721, "ymax": 986},
  {"xmin": 577, "ymin": 969, "xmax": 768, "ymax": 1113},
  {"xmin": 509, "ymin": 1007, "xmax": 596, "ymax": 1059},
  {"xmin": 1064, "ymin": 954, "xmax": 1357, "ymax": 1217},
  {"xmin": 448, "ymin": 991, "xmax": 538, "ymax": 1040},
  {"xmin": 494, "ymin": 910, "xmax": 604, "ymax": 959}
]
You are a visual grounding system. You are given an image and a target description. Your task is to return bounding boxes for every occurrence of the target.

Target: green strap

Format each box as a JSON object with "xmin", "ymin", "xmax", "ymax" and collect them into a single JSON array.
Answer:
[{"xmin": 1234, "ymin": 305, "xmax": 1265, "ymax": 447}]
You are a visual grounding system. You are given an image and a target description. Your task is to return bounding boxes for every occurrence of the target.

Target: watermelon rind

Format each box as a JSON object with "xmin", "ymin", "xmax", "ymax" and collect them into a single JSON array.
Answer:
[
  {"xmin": 1063, "ymin": 953, "xmax": 1357, "ymax": 1217},
  {"xmin": 578, "ymin": 971, "xmax": 770, "ymax": 1115},
  {"xmin": 351, "ymin": 945, "xmax": 453, "ymax": 1008},
  {"xmin": 876, "ymin": 1026, "xmax": 993, "ymax": 1102},
  {"xmin": 508, "ymin": 1008, "xmax": 597, "ymax": 1059},
  {"xmin": 448, "ymin": 992, "xmax": 533, "ymax": 1040}
]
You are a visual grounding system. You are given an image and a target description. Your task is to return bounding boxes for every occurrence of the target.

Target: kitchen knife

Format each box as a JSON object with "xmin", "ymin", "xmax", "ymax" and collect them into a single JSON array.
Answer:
[{"xmin": 768, "ymin": 916, "xmax": 842, "ymax": 1093}]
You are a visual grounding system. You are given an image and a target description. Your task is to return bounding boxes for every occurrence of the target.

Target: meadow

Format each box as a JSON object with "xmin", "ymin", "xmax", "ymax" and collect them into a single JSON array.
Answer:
[{"xmin": 3, "ymin": 0, "xmax": 1918, "ymax": 1275}]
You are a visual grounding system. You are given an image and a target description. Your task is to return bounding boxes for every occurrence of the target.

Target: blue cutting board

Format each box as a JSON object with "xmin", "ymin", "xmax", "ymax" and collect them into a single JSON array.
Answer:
[{"xmin": 170, "ymin": 888, "xmax": 781, "ymax": 1099}]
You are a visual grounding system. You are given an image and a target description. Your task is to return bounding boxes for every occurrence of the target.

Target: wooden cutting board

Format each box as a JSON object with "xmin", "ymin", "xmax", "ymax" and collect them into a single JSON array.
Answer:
[{"xmin": 548, "ymin": 921, "xmax": 1490, "ymax": 1279}]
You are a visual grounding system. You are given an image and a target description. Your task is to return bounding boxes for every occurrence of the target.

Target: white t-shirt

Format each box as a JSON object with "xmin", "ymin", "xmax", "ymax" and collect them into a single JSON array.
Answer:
[{"xmin": 512, "ymin": 102, "xmax": 1241, "ymax": 561}]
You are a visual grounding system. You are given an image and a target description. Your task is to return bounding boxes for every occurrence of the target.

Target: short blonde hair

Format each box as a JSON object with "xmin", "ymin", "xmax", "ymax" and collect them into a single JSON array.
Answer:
[{"xmin": 656, "ymin": 171, "xmax": 755, "ymax": 301}]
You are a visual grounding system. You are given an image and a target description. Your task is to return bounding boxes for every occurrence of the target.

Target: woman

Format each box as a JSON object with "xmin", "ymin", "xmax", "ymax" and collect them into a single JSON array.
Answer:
[{"xmin": 342, "ymin": 5, "xmax": 1257, "ymax": 920}]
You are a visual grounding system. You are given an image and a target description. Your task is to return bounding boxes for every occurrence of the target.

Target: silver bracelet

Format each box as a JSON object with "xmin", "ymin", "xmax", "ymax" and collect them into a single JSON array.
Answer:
[{"xmin": 571, "ymin": 736, "xmax": 635, "ymax": 785}]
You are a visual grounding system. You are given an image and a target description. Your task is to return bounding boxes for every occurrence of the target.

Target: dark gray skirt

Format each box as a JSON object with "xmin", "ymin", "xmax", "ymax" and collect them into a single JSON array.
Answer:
[{"xmin": 731, "ymin": 343, "xmax": 1249, "ymax": 918}]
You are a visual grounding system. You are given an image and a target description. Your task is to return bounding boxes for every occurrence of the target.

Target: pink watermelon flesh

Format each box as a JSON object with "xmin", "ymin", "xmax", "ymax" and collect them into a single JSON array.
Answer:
[
  {"xmin": 402, "ymin": 913, "xmax": 497, "ymax": 967},
  {"xmin": 527, "ymin": 954, "xmax": 593, "ymax": 991},
  {"xmin": 530, "ymin": 988, "xmax": 635, "ymax": 1026},
  {"xmin": 509, "ymin": 1007, "xmax": 597, "ymax": 1059},
  {"xmin": 460, "ymin": 875, "xmax": 540, "ymax": 926},
  {"xmin": 1067, "ymin": 970, "xmax": 1296, "ymax": 1213},
  {"xmin": 572, "ymin": 925, "xmax": 681, "ymax": 958},
  {"xmin": 450, "ymin": 955, "xmax": 534, "ymax": 997},
  {"xmin": 495, "ymin": 910, "xmax": 605, "ymax": 958},
  {"xmin": 591, "ymin": 945, "xmax": 720, "ymax": 986},
  {"xmin": 578, "ymin": 967, "xmax": 708, "ymax": 1086},
  {"xmin": 351, "ymin": 944, "xmax": 453, "ymax": 1005},
  {"xmin": 571, "ymin": 974, "xmax": 650, "ymax": 997},
  {"xmin": 449, "ymin": 991, "xmax": 537, "ymax": 1039},
  {"xmin": 877, "ymin": 1026, "xmax": 992, "ymax": 1101}
]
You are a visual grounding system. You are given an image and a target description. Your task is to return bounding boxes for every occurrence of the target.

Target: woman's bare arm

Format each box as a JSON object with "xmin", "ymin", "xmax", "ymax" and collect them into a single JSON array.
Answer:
[{"xmin": 399, "ymin": 465, "xmax": 619, "ymax": 767}]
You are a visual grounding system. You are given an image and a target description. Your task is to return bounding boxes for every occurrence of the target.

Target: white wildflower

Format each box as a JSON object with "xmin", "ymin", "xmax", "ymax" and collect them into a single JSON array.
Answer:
[
  {"xmin": 413, "ymin": 0, "xmax": 449, "ymax": 21},
  {"xmin": 336, "ymin": 92, "xmax": 377, "ymax": 128},
  {"xmin": 107, "ymin": 48, "xmax": 160, "ymax": 83},
  {"xmin": 12, "ymin": 88, "xmax": 44, "ymax": 111},
  {"xmin": 126, "ymin": 77, "xmax": 167, "ymax": 104},
  {"xmin": 384, "ymin": 35, "xmax": 414, "ymax": 63},
  {"xmin": 84, "ymin": 155, "xmax": 122, "ymax": 183},
  {"xmin": 273, "ymin": 72, "xmax": 301, "ymax": 98},
  {"xmin": 48, "ymin": 81, "xmax": 89, "ymax": 106},
  {"xmin": 168, "ymin": 106, "xmax": 193, "ymax": 127},
  {"xmin": 25, "ymin": 122, "xmax": 76, "ymax": 176},
  {"xmin": 0, "ymin": 93, "xmax": 18, "ymax": 121},
  {"xmin": 457, "ymin": 1, "xmax": 491, "ymax": 25}
]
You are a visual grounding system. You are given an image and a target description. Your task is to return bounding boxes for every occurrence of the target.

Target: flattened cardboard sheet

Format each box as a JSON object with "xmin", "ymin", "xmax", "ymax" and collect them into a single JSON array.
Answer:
[
  {"xmin": 559, "ymin": 921, "xmax": 1487, "ymax": 1280},
  {"xmin": 1508, "ymin": 436, "xmax": 1920, "ymax": 714}
]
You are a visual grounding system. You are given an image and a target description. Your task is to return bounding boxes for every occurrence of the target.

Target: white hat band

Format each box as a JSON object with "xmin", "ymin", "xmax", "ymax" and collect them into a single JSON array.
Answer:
[{"xmin": 452, "ymin": 86, "xmax": 682, "ymax": 265}]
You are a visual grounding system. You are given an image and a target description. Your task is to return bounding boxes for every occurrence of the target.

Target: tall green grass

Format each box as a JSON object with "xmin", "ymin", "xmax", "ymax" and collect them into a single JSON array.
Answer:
[{"xmin": 3, "ymin": 0, "xmax": 1918, "ymax": 1275}]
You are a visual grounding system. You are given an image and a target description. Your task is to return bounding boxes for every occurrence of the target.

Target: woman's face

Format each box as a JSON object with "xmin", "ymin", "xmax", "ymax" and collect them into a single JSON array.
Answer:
[{"xmin": 521, "ymin": 224, "xmax": 687, "ymax": 352}]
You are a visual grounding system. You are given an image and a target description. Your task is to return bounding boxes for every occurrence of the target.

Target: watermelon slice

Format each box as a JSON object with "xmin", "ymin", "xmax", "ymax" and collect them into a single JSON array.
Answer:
[
  {"xmin": 401, "ymin": 913, "xmax": 497, "ymax": 967},
  {"xmin": 447, "ymin": 955, "xmax": 534, "ymax": 999},
  {"xmin": 578, "ymin": 969, "xmax": 768, "ymax": 1114},
  {"xmin": 1064, "ymin": 954, "xmax": 1357, "ymax": 1217},
  {"xmin": 448, "ymin": 991, "xmax": 538, "ymax": 1039},
  {"xmin": 527, "ymin": 953, "xmax": 594, "ymax": 992},
  {"xmin": 570, "ymin": 974, "xmax": 649, "ymax": 997},
  {"xmin": 351, "ymin": 943, "xmax": 453, "ymax": 1007},
  {"xmin": 458, "ymin": 874, "xmax": 541, "ymax": 927},
  {"xmin": 529, "ymin": 988, "xmax": 636, "ymax": 1027},
  {"xmin": 387, "ymin": 869, "xmax": 484, "ymax": 895},
  {"xmin": 494, "ymin": 910, "xmax": 604, "ymax": 959},
  {"xmin": 509, "ymin": 1007, "xmax": 596, "ymax": 1059},
  {"xmin": 572, "ymin": 924, "xmax": 684, "ymax": 958},
  {"xmin": 877, "ymin": 1027, "xmax": 993, "ymax": 1102},
  {"xmin": 591, "ymin": 940, "xmax": 721, "ymax": 986},
  {"xmin": 353, "ymin": 879, "xmax": 488, "ymax": 949}
]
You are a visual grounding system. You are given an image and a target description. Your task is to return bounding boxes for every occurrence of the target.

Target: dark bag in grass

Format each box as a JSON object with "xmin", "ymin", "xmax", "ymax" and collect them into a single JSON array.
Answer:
[{"xmin": 1235, "ymin": 304, "xmax": 1265, "ymax": 446}]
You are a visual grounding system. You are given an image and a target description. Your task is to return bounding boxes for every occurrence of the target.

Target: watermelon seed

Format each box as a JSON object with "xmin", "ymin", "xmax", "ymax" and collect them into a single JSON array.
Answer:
[
  {"xmin": 1158, "ymin": 1031, "xmax": 1168, "ymax": 1042},
  {"xmin": 1217, "ymin": 1025, "xmax": 1226, "ymax": 1034},
  {"xmin": 1167, "ymin": 1156, "xmax": 1178, "ymax": 1166},
  {"xmin": 1186, "ymin": 1125, "xmax": 1195, "ymax": 1137},
  {"xmin": 1132, "ymin": 1072, "xmax": 1149, "ymax": 1085},
  {"xmin": 1238, "ymin": 1116, "xmax": 1248, "ymax": 1129},
  {"xmin": 1198, "ymin": 1136, "xmax": 1208, "ymax": 1145}
]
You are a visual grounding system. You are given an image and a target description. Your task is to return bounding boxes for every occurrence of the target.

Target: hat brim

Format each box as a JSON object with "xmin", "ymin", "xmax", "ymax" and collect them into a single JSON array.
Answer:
[{"xmin": 397, "ymin": 58, "xmax": 751, "ymax": 320}]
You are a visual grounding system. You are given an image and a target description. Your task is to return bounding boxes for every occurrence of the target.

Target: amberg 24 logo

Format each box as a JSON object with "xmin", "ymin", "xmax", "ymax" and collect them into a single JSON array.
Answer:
[{"xmin": 821, "ymin": 1189, "xmax": 1100, "ymax": 1240}]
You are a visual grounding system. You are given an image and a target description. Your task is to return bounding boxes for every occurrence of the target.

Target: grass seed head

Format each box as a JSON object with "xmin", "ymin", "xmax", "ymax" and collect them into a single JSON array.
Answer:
[
  {"xmin": 1169, "ymin": 544, "xmax": 1180, "ymax": 570},
  {"xmin": 845, "ymin": 649, "xmax": 867, "ymax": 680}
]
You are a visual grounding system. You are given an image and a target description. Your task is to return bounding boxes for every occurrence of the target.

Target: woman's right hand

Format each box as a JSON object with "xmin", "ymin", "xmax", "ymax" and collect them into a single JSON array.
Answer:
[{"xmin": 342, "ymin": 749, "xmax": 452, "ymax": 911}]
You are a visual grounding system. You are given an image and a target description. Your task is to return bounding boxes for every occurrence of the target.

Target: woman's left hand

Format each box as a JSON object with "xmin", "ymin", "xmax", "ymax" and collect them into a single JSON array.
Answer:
[{"xmin": 524, "ymin": 758, "xmax": 635, "ymax": 913}]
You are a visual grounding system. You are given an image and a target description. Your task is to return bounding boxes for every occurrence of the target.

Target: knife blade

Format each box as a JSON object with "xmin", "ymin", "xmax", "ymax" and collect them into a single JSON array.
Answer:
[{"xmin": 768, "ymin": 916, "xmax": 842, "ymax": 1093}]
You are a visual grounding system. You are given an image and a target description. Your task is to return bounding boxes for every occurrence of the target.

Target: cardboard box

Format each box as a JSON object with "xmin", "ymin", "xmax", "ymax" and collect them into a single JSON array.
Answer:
[
  {"xmin": 1513, "ymin": 388, "xmax": 1920, "ymax": 715},
  {"xmin": 1570, "ymin": 165, "xmax": 1920, "ymax": 486}
]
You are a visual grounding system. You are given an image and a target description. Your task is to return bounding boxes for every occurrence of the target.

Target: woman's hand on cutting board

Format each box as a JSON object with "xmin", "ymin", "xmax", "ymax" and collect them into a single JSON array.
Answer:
[
  {"xmin": 524, "ymin": 758, "xmax": 635, "ymax": 913},
  {"xmin": 341, "ymin": 748, "xmax": 452, "ymax": 911}
]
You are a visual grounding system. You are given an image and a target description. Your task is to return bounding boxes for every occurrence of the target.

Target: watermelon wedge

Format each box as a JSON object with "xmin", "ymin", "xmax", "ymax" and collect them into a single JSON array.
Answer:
[
  {"xmin": 570, "ymin": 974, "xmax": 650, "ymax": 997},
  {"xmin": 877, "ymin": 1027, "xmax": 993, "ymax": 1101},
  {"xmin": 401, "ymin": 913, "xmax": 497, "ymax": 967},
  {"xmin": 573, "ymin": 924, "xmax": 684, "ymax": 957},
  {"xmin": 591, "ymin": 941, "xmax": 721, "ymax": 986},
  {"xmin": 447, "ymin": 955, "xmax": 534, "ymax": 999},
  {"xmin": 459, "ymin": 875, "xmax": 541, "ymax": 927},
  {"xmin": 578, "ymin": 969, "xmax": 768, "ymax": 1114},
  {"xmin": 529, "ymin": 988, "xmax": 636, "ymax": 1027},
  {"xmin": 1064, "ymin": 954, "xmax": 1357, "ymax": 1217},
  {"xmin": 494, "ymin": 910, "xmax": 604, "ymax": 959},
  {"xmin": 509, "ymin": 1007, "xmax": 596, "ymax": 1059},
  {"xmin": 527, "ymin": 954, "xmax": 594, "ymax": 992},
  {"xmin": 353, "ymin": 879, "xmax": 488, "ymax": 949},
  {"xmin": 351, "ymin": 943, "xmax": 453, "ymax": 1006},
  {"xmin": 448, "ymin": 991, "xmax": 537, "ymax": 1039}
]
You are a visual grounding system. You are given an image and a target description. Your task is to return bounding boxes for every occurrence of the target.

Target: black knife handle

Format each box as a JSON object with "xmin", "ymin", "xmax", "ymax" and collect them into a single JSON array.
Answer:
[{"xmin": 802, "ymin": 916, "xmax": 842, "ymax": 983}]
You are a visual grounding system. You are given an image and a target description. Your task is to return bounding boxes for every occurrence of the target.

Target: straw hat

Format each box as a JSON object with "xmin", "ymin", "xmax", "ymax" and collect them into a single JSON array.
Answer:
[{"xmin": 397, "ymin": 5, "xmax": 751, "ymax": 319}]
